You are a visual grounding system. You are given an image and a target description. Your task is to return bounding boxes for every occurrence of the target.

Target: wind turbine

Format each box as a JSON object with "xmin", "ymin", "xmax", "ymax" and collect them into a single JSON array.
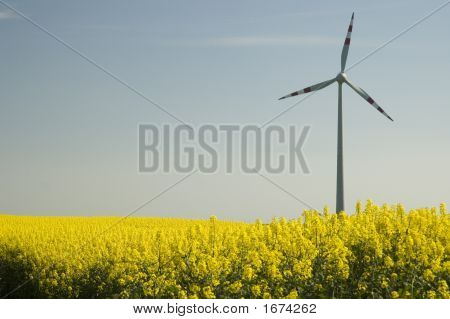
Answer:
[{"xmin": 278, "ymin": 13, "xmax": 393, "ymax": 213}]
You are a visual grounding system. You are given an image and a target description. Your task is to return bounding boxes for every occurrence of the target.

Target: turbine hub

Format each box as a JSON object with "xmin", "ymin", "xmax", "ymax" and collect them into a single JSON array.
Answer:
[{"xmin": 336, "ymin": 72, "xmax": 348, "ymax": 83}]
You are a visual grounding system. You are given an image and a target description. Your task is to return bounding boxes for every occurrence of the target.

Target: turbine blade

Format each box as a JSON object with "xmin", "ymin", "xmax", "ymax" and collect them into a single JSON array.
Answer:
[
  {"xmin": 279, "ymin": 78, "xmax": 335, "ymax": 100},
  {"xmin": 340, "ymin": 12, "xmax": 354, "ymax": 72},
  {"xmin": 345, "ymin": 79, "xmax": 394, "ymax": 121}
]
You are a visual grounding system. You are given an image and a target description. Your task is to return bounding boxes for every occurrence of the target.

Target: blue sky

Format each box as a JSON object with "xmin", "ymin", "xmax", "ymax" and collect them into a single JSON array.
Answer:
[{"xmin": 0, "ymin": 0, "xmax": 449, "ymax": 221}]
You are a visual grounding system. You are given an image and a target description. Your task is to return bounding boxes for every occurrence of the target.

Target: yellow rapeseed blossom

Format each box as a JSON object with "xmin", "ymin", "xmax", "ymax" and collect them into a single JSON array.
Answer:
[{"xmin": 0, "ymin": 201, "xmax": 448, "ymax": 298}]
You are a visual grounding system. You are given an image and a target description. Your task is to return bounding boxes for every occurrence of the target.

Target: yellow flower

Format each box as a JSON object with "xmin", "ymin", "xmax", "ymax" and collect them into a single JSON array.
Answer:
[
  {"xmin": 242, "ymin": 266, "xmax": 254, "ymax": 281},
  {"xmin": 286, "ymin": 290, "xmax": 298, "ymax": 299},
  {"xmin": 251, "ymin": 285, "xmax": 261, "ymax": 297},
  {"xmin": 229, "ymin": 281, "xmax": 242, "ymax": 294},
  {"xmin": 439, "ymin": 203, "xmax": 446, "ymax": 215},
  {"xmin": 202, "ymin": 287, "xmax": 215, "ymax": 299},
  {"xmin": 423, "ymin": 269, "xmax": 435, "ymax": 282},
  {"xmin": 0, "ymin": 202, "xmax": 448, "ymax": 299},
  {"xmin": 384, "ymin": 256, "xmax": 394, "ymax": 268}
]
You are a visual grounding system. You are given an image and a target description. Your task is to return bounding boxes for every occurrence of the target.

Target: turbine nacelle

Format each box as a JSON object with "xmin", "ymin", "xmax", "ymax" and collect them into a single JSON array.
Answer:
[{"xmin": 336, "ymin": 72, "xmax": 348, "ymax": 84}]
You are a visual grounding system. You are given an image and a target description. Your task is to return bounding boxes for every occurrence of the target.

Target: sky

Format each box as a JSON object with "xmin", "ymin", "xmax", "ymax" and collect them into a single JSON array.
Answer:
[{"xmin": 0, "ymin": 0, "xmax": 449, "ymax": 221}]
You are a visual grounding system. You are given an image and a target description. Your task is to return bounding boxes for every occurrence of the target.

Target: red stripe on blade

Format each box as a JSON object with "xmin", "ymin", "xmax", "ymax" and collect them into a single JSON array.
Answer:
[
  {"xmin": 367, "ymin": 97, "xmax": 375, "ymax": 104},
  {"xmin": 304, "ymin": 87, "xmax": 312, "ymax": 93},
  {"xmin": 345, "ymin": 38, "xmax": 351, "ymax": 45}
]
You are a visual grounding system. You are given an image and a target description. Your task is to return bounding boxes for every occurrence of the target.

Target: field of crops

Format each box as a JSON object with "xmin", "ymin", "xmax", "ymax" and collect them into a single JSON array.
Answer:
[{"xmin": 0, "ymin": 201, "xmax": 448, "ymax": 299}]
